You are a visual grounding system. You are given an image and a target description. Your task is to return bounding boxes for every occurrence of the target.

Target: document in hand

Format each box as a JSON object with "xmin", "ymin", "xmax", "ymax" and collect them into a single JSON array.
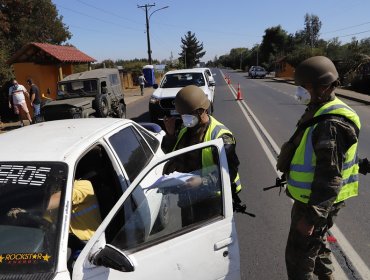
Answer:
[{"xmin": 145, "ymin": 172, "xmax": 194, "ymax": 190}]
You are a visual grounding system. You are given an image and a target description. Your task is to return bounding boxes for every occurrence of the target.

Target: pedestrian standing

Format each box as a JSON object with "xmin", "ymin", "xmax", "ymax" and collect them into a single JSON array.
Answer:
[
  {"xmin": 138, "ymin": 72, "xmax": 147, "ymax": 96},
  {"xmin": 27, "ymin": 79, "xmax": 41, "ymax": 123},
  {"xmin": 276, "ymin": 56, "xmax": 368, "ymax": 280},
  {"xmin": 8, "ymin": 79, "xmax": 32, "ymax": 126}
]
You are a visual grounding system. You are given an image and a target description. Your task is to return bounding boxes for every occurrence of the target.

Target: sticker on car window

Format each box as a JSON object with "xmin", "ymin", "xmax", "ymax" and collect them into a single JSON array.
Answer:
[
  {"xmin": 0, "ymin": 253, "xmax": 51, "ymax": 265},
  {"xmin": 0, "ymin": 165, "xmax": 51, "ymax": 186}
]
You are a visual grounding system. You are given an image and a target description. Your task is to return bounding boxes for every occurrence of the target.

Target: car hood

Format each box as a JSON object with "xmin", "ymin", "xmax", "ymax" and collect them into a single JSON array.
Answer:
[
  {"xmin": 43, "ymin": 97, "xmax": 95, "ymax": 107},
  {"xmin": 152, "ymin": 86, "xmax": 209, "ymax": 99}
]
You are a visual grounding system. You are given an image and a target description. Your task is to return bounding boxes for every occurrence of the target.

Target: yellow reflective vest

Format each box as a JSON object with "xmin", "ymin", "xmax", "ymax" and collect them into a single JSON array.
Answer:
[
  {"xmin": 174, "ymin": 116, "xmax": 242, "ymax": 193},
  {"xmin": 287, "ymin": 97, "xmax": 361, "ymax": 204}
]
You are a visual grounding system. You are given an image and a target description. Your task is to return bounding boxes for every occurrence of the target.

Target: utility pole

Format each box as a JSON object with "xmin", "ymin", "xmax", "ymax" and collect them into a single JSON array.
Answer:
[
  {"xmin": 138, "ymin": 3, "xmax": 155, "ymax": 65},
  {"xmin": 138, "ymin": 4, "xmax": 169, "ymax": 65}
]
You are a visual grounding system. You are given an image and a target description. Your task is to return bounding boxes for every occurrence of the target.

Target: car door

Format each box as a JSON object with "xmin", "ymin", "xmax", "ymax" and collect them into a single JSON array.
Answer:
[{"xmin": 72, "ymin": 139, "xmax": 240, "ymax": 280}]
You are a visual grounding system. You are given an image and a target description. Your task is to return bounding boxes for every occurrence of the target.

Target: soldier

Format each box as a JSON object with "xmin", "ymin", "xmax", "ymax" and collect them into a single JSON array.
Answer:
[
  {"xmin": 162, "ymin": 85, "xmax": 243, "ymax": 225},
  {"xmin": 276, "ymin": 56, "xmax": 369, "ymax": 280}
]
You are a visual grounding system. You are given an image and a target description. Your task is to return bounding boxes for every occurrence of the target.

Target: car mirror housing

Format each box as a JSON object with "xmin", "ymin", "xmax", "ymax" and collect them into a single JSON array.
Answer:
[
  {"xmin": 209, "ymin": 80, "xmax": 216, "ymax": 86},
  {"xmin": 92, "ymin": 244, "xmax": 135, "ymax": 272}
]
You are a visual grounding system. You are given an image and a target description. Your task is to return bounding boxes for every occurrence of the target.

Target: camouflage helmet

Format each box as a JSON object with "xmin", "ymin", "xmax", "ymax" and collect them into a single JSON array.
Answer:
[
  {"xmin": 175, "ymin": 85, "xmax": 210, "ymax": 114},
  {"xmin": 295, "ymin": 56, "xmax": 339, "ymax": 86}
]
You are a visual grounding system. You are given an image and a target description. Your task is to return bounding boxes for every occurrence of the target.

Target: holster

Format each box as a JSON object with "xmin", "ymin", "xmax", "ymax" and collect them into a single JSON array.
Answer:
[{"xmin": 276, "ymin": 141, "xmax": 297, "ymax": 173}]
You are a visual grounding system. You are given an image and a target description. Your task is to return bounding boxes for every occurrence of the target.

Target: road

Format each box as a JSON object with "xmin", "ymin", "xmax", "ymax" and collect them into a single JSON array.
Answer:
[{"xmin": 127, "ymin": 69, "xmax": 370, "ymax": 279}]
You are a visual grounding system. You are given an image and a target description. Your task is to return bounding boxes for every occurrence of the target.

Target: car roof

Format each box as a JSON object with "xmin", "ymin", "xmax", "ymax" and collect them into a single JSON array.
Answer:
[
  {"xmin": 165, "ymin": 68, "xmax": 205, "ymax": 75},
  {"xmin": 61, "ymin": 68, "xmax": 119, "ymax": 82},
  {"xmin": 0, "ymin": 119, "xmax": 133, "ymax": 162}
]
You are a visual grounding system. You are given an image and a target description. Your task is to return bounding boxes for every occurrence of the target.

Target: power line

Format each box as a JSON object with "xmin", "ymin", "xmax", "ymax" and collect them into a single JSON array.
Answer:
[
  {"xmin": 56, "ymin": 4, "xmax": 141, "ymax": 32},
  {"xmin": 322, "ymin": 21, "xmax": 370, "ymax": 34},
  {"xmin": 75, "ymin": 0, "xmax": 142, "ymax": 25},
  {"xmin": 336, "ymin": 29, "xmax": 370, "ymax": 38}
]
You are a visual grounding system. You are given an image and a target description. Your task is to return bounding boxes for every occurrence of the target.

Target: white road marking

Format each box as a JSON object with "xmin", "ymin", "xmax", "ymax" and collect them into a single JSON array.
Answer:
[{"xmin": 220, "ymin": 70, "xmax": 370, "ymax": 279}]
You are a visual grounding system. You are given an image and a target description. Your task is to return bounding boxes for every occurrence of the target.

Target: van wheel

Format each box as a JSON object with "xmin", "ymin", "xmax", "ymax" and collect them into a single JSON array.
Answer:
[{"xmin": 94, "ymin": 94, "xmax": 109, "ymax": 117}]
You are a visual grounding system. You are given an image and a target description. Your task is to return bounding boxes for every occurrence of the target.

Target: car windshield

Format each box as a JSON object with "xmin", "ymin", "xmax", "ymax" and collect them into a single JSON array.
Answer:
[
  {"xmin": 58, "ymin": 79, "xmax": 98, "ymax": 98},
  {"xmin": 0, "ymin": 162, "xmax": 67, "ymax": 274},
  {"xmin": 161, "ymin": 73, "xmax": 205, "ymax": 88}
]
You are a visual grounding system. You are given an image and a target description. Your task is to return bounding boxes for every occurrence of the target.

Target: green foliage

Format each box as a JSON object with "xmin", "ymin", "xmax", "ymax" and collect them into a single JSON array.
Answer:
[
  {"xmin": 0, "ymin": 0, "xmax": 71, "ymax": 85},
  {"xmin": 178, "ymin": 31, "xmax": 206, "ymax": 68}
]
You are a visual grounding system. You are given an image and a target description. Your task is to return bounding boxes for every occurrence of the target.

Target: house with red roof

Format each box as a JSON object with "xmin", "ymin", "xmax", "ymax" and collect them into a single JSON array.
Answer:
[{"xmin": 7, "ymin": 42, "xmax": 96, "ymax": 101}]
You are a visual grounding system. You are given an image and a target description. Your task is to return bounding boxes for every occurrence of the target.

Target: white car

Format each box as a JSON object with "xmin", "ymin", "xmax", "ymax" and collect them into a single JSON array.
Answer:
[
  {"xmin": 249, "ymin": 66, "xmax": 267, "ymax": 78},
  {"xmin": 0, "ymin": 119, "xmax": 240, "ymax": 280},
  {"xmin": 149, "ymin": 68, "xmax": 216, "ymax": 124}
]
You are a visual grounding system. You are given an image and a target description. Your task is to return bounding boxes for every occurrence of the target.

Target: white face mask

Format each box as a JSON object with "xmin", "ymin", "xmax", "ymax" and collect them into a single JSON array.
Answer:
[
  {"xmin": 295, "ymin": 86, "xmax": 311, "ymax": 105},
  {"xmin": 181, "ymin": 114, "xmax": 199, "ymax": 128}
]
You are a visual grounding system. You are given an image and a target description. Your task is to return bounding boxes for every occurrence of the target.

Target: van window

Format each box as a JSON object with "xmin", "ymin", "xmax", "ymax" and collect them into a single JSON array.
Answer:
[{"xmin": 109, "ymin": 74, "xmax": 120, "ymax": 86}]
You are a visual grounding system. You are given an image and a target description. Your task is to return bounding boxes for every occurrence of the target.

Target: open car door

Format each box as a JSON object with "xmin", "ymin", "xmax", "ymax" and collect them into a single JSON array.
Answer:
[{"xmin": 73, "ymin": 139, "xmax": 241, "ymax": 280}]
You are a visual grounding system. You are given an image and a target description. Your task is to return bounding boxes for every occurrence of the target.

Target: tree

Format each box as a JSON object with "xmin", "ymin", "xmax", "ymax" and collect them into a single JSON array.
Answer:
[
  {"xmin": 303, "ymin": 13, "xmax": 322, "ymax": 48},
  {"xmin": 259, "ymin": 25, "xmax": 289, "ymax": 68},
  {"xmin": 178, "ymin": 31, "xmax": 206, "ymax": 68},
  {"xmin": 0, "ymin": 0, "xmax": 71, "ymax": 84}
]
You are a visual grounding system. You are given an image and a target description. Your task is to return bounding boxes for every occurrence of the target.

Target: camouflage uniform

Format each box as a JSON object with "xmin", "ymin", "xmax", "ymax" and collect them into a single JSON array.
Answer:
[{"xmin": 285, "ymin": 93, "xmax": 359, "ymax": 279}]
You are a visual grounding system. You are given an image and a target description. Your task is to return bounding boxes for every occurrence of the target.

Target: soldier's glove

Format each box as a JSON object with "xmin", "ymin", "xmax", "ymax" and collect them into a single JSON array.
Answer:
[{"xmin": 359, "ymin": 158, "xmax": 370, "ymax": 175}]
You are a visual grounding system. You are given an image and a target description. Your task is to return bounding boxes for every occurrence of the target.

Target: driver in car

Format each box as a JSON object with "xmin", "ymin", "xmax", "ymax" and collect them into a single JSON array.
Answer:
[{"xmin": 7, "ymin": 180, "xmax": 102, "ymax": 268}]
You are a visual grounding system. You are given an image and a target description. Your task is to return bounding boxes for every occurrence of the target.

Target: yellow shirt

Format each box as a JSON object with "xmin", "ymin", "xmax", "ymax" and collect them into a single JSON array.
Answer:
[{"xmin": 70, "ymin": 180, "xmax": 102, "ymax": 241}]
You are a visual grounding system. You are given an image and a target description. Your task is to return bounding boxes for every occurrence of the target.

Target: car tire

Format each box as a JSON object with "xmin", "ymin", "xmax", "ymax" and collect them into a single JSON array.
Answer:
[
  {"xmin": 151, "ymin": 194, "xmax": 170, "ymax": 234},
  {"xmin": 94, "ymin": 94, "xmax": 109, "ymax": 118}
]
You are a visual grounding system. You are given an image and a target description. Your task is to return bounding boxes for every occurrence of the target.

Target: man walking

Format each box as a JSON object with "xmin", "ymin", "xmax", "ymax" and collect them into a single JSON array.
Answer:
[
  {"xmin": 8, "ymin": 79, "xmax": 32, "ymax": 126},
  {"xmin": 27, "ymin": 79, "xmax": 41, "ymax": 123},
  {"xmin": 138, "ymin": 72, "xmax": 147, "ymax": 96},
  {"xmin": 277, "ymin": 56, "xmax": 362, "ymax": 280}
]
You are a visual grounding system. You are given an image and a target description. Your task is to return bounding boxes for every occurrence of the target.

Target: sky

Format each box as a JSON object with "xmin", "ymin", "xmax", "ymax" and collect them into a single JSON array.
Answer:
[{"xmin": 52, "ymin": 0, "xmax": 370, "ymax": 63}]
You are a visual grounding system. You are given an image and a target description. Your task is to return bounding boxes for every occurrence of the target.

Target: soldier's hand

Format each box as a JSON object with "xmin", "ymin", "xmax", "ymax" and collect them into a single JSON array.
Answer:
[
  {"xmin": 163, "ymin": 116, "xmax": 176, "ymax": 136},
  {"xmin": 296, "ymin": 217, "xmax": 314, "ymax": 236},
  {"xmin": 184, "ymin": 176, "xmax": 202, "ymax": 189}
]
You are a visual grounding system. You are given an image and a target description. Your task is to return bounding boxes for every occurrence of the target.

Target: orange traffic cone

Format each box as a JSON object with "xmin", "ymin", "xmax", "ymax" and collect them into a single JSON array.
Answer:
[
  {"xmin": 236, "ymin": 83, "xmax": 243, "ymax": 100},
  {"xmin": 228, "ymin": 76, "xmax": 231, "ymax": 85}
]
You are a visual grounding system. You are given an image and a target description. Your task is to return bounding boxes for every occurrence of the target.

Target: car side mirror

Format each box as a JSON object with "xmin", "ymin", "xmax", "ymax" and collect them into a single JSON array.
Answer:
[
  {"xmin": 92, "ymin": 244, "xmax": 135, "ymax": 272},
  {"xmin": 209, "ymin": 80, "xmax": 216, "ymax": 86}
]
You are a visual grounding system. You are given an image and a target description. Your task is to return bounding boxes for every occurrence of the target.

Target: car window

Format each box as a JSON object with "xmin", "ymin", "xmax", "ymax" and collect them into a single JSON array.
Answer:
[
  {"xmin": 161, "ymin": 73, "xmax": 205, "ymax": 88},
  {"xmin": 0, "ymin": 162, "xmax": 67, "ymax": 274},
  {"xmin": 109, "ymin": 127, "xmax": 154, "ymax": 182},
  {"xmin": 105, "ymin": 146, "xmax": 223, "ymax": 252},
  {"xmin": 134, "ymin": 125, "xmax": 160, "ymax": 153},
  {"xmin": 74, "ymin": 145, "xmax": 125, "ymax": 222}
]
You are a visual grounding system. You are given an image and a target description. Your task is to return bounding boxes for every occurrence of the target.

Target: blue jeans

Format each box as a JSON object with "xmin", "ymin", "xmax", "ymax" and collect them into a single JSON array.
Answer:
[{"xmin": 33, "ymin": 103, "xmax": 41, "ymax": 116}]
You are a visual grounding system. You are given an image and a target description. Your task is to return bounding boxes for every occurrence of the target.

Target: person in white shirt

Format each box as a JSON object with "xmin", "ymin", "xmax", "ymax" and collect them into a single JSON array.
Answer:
[
  {"xmin": 8, "ymin": 79, "xmax": 33, "ymax": 126},
  {"xmin": 138, "ymin": 72, "xmax": 147, "ymax": 96}
]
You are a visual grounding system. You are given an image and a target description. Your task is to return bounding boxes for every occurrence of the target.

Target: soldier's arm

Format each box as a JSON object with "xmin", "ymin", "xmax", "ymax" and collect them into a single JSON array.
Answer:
[
  {"xmin": 307, "ymin": 120, "xmax": 358, "ymax": 224},
  {"xmin": 220, "ymin": 134, "xmax": 240, "ymax": 193}
]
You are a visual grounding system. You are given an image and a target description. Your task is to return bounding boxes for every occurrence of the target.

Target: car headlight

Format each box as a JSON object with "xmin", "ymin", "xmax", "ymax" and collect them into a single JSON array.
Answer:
[{"xmin": 149, "ymin": 96, "xmax": 160, "ymax": 104}]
